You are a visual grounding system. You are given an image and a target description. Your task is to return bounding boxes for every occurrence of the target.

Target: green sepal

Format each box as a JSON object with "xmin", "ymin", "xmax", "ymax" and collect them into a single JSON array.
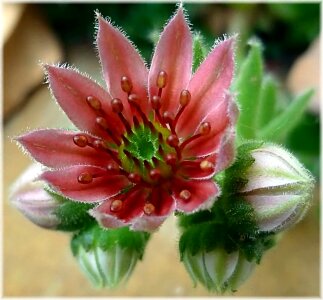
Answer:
[
  {"xmin": 192, "ymin": 31, "xmax": 208, "ymax": 72},
  {"xmin": 233, "ymin": 38, "xmax": 264, "ymax": 140},
  {"xmin": 71, "ymin": 225, "xmax": 150, "ymax": 260},
  {"xmin": 45, "ymin": 187, "xmax": 96, "ymax": 232},
  {"xmin": 258, "ymin": 89, "xmax": 314, "ymax": 142},
  {"xmin": 221, "ymin": 141, "xmax": 263, "ymax": 196},
  {"xmin": 178, "ymin": 141, "xmax": 276, "ymax": 263}
]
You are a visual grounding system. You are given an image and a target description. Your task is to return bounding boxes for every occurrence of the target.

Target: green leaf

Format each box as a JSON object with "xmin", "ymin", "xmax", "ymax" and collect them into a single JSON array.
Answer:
[
  {"xmin": 233, "ymin": 38, "xmax": 264, "ymax": 139},
  {"xmin": 71, "ymin": 225, "xmax": 150, "ymax": 259},
  {"xmin": 45, "ymin": 188, "xmax": 96, "ymax": 232},
  {"xmin": 55, "ymin": 201, "xmax": 96, "ymax": 232},
  {"xmin": 256, "ymin": 75, "xmax": 278, "ymax": 129},
  {"xmin": 192, "ymin": 32, "xmax": 207, "ymax": 72},
  {"xmin": 258, "ymin": 89, "xmax": 314, "ymax": 142}
]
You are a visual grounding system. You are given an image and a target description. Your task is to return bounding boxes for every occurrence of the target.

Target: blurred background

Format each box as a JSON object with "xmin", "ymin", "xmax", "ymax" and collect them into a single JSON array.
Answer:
[{"xmin": 3, "ymin": 2, "xmax": 320, "ymax": 297}]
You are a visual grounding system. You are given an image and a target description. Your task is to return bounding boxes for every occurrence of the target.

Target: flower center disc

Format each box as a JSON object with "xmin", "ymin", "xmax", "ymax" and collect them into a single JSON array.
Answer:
[{"xmin": 118, "ymin": 120, "xmax": 173, "ymax": 180}]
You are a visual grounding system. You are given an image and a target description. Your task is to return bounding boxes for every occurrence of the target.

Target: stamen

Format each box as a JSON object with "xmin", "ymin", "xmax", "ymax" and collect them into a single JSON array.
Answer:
[
  {"xmin": 133, "ymin": 116, "xmax": 140, "ymax": 128},
  {"xmin": 163, "ymin": 111, "xmax": 174, "ymax": 125},
  {"xmin": 123, "ymin": 149, "xmax": 132, "ymax": 159},
  {"xmin": 200, "ymin": 160, "xmax": 215, "ymax": 171},
  {"xmin": 199, "ymin": 122, "xmax": 211, "ymax": 135},
  {"xmin": 73, "ymin": 134, "xmax": 88, "ymax": 147},
  {"xmin": 151, "ymin": 95, "xmax": 161, "ymax": 110},
  {"xmin": 121, "ymin": 76, "xmax": 133, "ymax": 93},
  {"xmin": 107, "ymin": 162, "xmax": 119, "ymax": 172},
  {"xmin": 167, "ymin": 134, "xmax": 179, "ymax": 147},
  {"xmin": 96, "ymin": 116, "xmax": 109, "ymax": 130},
  {"xmin": 86, "ymin": 96, "xmax": 102, "ymax": 111},
  {"xmin": 158, "ymin": 133, "xmax": 164, "ymax": 143},
  {"xmin": 111, "ymin": 98, "xmax": 123, "ymax": 113},
  {"xmin": 95, "ymin": 117, "xmax": 121, "ymax": 146},
  {"xmin": 179, "ymin": 90, "xmax": 191, "ymax": 107},
  {"xmin": 166, "ymin": 134, "xmax": 181, "ymax": 159},
  {"xmin": 156, "ymin": 71, "xmax": 167, "ymax": 89},
  {"xmin": 128, "ymin": 173, "xmax": 141, "ymax": 184},
  {"xmin": 128, "ymin": 94, "xmax": 149, "ymax": 125},
  {"xmin": 93, "ymin": 140, "xmax": 121, "ymax": 164},
  {"xmin": 179, "ymin": 122, "xmax": 212, "ymax": 151},
  {"xmin": 144, "ymin": 160, "xmax": 151, "ymax": 170},
  {"xmin": 152, "ymin": 157, "xmax": 159, "ymax": 167},
  {"xmin": 143, "ymin": 203, "xmax": 155, "ymax": 215},
  {"xmin": 158, "ymin": 145, "xmax": 165, "ymax": 156},
  {"xmin": 121, "ymin": 135, "xmax": 130, "ymax": 146},
  {"xmin": 165, "ymin": 153, "xmax": 177, "ymax": 167},
  {"xmin": 110, "ymin": 199, "xmax": 123, "ymax": 212},
  {"xmin": 179, "ymin": 189, "xmax": 191, "ymax": 201},
  {"xmin": 173, "ymin": 90, "xmax": 191, "ymax": 129},
  {"xmin": 92, "ymin": 139, "xmax": 107, "ymax": 150},
  {"xmin": 78, "ymin": 172, "xmax": 93, "ymax": 184},
  {"xmin": 149, "ymin": 168, "xmax": 161, "ymax": 181},
  {"xmin": 151, "ymin": 95, "xmax": 164, "ymax": 125},
  {"xmin": 111, "ymin": 98, "xmax": 132, "ymax": 133}
]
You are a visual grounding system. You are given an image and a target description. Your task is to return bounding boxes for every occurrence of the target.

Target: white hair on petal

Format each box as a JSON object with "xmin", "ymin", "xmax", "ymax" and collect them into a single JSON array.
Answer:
[{"xmin": 93, "ymin": 9, "xmax": 148, "ymax": 85}]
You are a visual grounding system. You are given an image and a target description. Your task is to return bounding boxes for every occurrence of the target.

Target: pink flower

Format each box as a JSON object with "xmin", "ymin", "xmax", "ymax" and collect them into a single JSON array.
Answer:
[{"xmin": 17, "ymin": 7, "xmax": 237, "ymax": 232}]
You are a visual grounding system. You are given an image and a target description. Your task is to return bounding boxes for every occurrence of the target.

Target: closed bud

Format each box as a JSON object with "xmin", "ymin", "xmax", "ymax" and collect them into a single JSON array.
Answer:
[
  {"xmin": 10, "ymin": 164, "xmax": 60, "ymax": 229},
  {"xmin": 240, "ymin": 143, "xmax": 314, "ymax": 232},
  {"xmin": 71, "ymin": 225, "xmax": 150, "ymax": 288},
  {"xmin": 182, "ymin": 248, "xmax": 256, "ymax": 293}
]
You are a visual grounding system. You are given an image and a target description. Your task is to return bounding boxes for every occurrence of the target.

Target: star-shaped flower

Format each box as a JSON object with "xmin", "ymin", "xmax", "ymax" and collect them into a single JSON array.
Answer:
[{"xmin": 17, "ymin": 7, "xmax": 238, "ymax": 232}]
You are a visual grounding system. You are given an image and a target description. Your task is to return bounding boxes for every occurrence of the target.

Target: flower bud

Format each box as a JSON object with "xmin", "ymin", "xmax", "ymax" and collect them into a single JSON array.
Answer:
[
  {"xmin": 240, "ymin": 143, "xmax": 314, "ymax": 232},
  {"xmin": 10, "ymin": 164, "xmax": 60, "ymax": 229},
  {"xmin": 71, "ymin": 225, "xmax": 150, "ymax": 288},
  {"xmin": 182, "ymin": 248, "xmax": 256, "ymax": 293}
]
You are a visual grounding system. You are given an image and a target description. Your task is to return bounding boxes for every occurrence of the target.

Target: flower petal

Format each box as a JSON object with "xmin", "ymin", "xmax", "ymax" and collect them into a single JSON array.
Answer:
[
  {"xmin": 148, "ymin": 7, "xmax": 192, "ymax": 115},
  {"xmin": 46, "ymin": 65, "xmax": 124, "ymax": 140},
  {"xmin": 16, "ymin": 129, "xmax": 113, "ymax": 168},
  {"xmin": 172, "ymin": 179, "xmax": 220, "ymax": 213},
  {"xmin": 90, "ymin": 187, "xmax": 146, "ymax": 228},
  {"xmin": 130, "ymin": 215, "xmax": 168, "ymax": 232},
  {"xmin": 40, "ymin": 165, "xmax": 130, "ymax": 202},
  {"xmin": 96, "ymin": 14, "xmax": 149, "ymax": 116},
  {"xmin": 176, "ymin": 37, "xmax": 235, "ymax": 137},
  {"xmin": 182, "ymin": 92, "xmax": 238, "ymax": 158},
  {"xmin": 177, "ymin": 154, "xmax": 217, "ymax": 180},
  {"xmin": 131, "ymin": 188, "xmax": 174, "ymax": 232},
  {"xmin": 91, "ymin": 187, "xmax": 174, "ymax": 232}
]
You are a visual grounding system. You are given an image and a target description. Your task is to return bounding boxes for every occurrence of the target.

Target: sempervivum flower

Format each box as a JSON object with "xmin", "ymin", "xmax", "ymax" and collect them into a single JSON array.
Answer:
[{"xmin": 16, "ymin": 7, "xmax": 237, "ymax": 232}]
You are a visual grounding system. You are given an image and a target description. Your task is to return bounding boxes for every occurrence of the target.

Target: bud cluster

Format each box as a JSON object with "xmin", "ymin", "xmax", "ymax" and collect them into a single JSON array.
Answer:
[{"xmin": 179, "ymin": 142, "xmax": 314, "ymax": 293}]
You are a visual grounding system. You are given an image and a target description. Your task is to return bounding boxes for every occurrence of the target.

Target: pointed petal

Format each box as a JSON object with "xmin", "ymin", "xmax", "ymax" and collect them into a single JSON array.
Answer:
[
  {"xmin": 97, "ymin": 15, "xmax": 149, "ymax": 116},
  {"xmin": 177, "ymin": 37, "xmax": 235, "ymax": 137},
  {"xmin": 89, "ymin": 207, "xmax": 126, "ymax": 229},
  {"xmin": 91, "ymin": 187, "xmax": 174, "ymax": 232},
  {"xmin": 46, "ymin": 65, "xmax": 125, "ymax": 140},
  {"xmin": 90, "ymin": 187, "xmax": 146, "ymax": 228},
  {"xmin": 130, "ymin": 215, "xmax": 168, "ymax": 232},
  {"xmin": 148, "ymin": 7, "xmax": 192, "ymax": 115},
  {"xmin": 214, "ymin": 127, "xmax": 236, "ymax": 173},
  {"xmin": 16, "ymin": 129, "xmax": 114, "ymax": 168},
  {"xmin": 131, "ymin": 188, "xmax": 174, "ymax": 232},
  {"xmin": 172, "ymin": 179, "xmax": 220, "ymax": 213},
  {"xmin": 177, "ymin": 154, "xmax": 217, "ymax": 180},
  {"xmin": 182, "ymin": 92, "xmax": 238, "ymax": 158},
  {"xmin": 40, "ymin": 166, "xmax": 130, "ymax": 202}
]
